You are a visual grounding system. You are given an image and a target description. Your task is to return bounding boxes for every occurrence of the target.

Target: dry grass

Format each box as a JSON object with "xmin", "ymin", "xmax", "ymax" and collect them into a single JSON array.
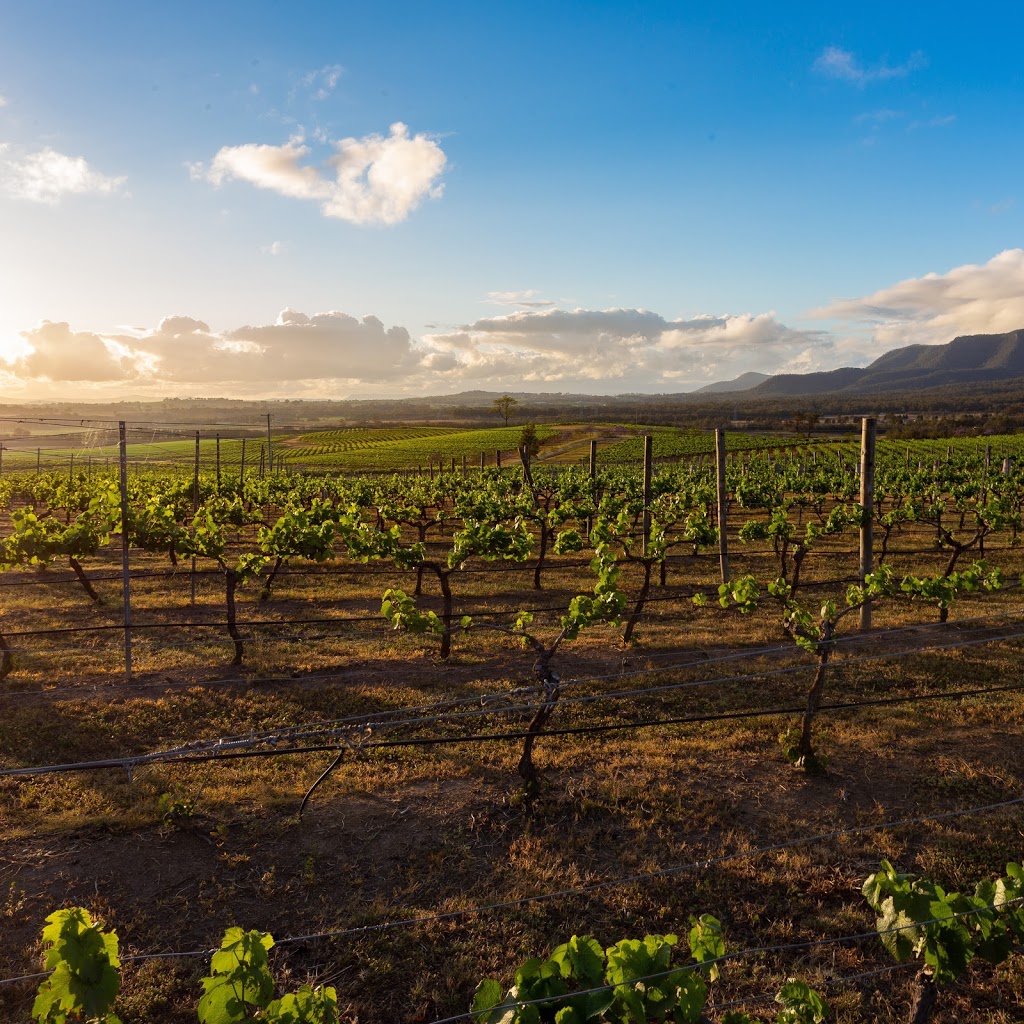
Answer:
[{"xmin": 0, "ymin": 515, "xmax": 1023, "ymax": 1021}]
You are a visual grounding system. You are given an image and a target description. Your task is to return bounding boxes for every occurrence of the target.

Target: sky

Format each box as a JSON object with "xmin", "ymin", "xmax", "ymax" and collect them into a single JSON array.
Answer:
[{"xmin": 1, "ymin": 1, "xmax": 1023, "ymax": 400}]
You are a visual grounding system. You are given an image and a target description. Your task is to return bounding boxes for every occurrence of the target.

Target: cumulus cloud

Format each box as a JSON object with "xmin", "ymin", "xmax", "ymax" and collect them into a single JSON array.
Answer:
[
  {"xmin": 2, "ymin": 309, "xmax": 424, "ymax": 390},
  {"xmin": 813, "ymin": 46, "xmax": 926, "ymax": 86},
  {"xmin": 198, "ymin": 122, "xmax": 446, "ymax": 225},
  {"xmin": 110, "ymin": 309, "xmax": 419, "ymax": 383},
  {"xmin": 0, "ymin": 145, "xmax": 126, "ymax": 203},
  {"xmin": 0, "ymin": 96, "xmax": 7, "ymax": 108},
  {"xmin": 811, "ymin": 249, "xmax": 1024, "ymax": 349},
  {"xmin": 15, "ymin": 321, "xmax": 136, "ymax": 381}
]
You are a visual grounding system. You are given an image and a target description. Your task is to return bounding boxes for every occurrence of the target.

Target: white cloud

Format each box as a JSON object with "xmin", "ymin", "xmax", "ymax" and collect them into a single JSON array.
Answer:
[
  {"xmin": 15, "ymin": 321, "xmax": 136, "ymax": 381},
  {"xmin": 1, "ymin": 305, "xmax": 829, "ymax": 394},
  {"xmin": 854, "ymin": 109, "xmax": 903, "ymax": 124},
  {"xmin": 813, "ymin": 47, "xmax": 926, "ymax": 86},
  {"xmin": 486, "ymin": 290, "xmax": 555, "ymax": 308},
  {"xmin": 909, "ymin": 113, "xmax": 956, "ymax": 129},
  {"xmin": 9, "ymin": 251, "xmax": 1024, "ymax": 397},
  {"xmin": 0, "ymin": 96, "xmax": 7, "ymax": 108},
  {"xmin": 205, "ymin": 135, "xmax": 326, "ymax": 199},
  {"xmin": 0, "ymin": 309, "xmax": 425, "ymax": 392},
  {"xmin": 222, "ymin": 309, "xmax": 419, "ymax": 380},
  {"xmin": 199, "ymin": 122, "xmax": 446, "ymax": 225},
  {"xmin": 301, "ymin": 64, "xmax": 343, "ymax": 101},
  {"xmin": 424, "ymin": 308, "xmax": 826, "ymax": 387},
  {"xmin": 259, "ymin": 240, "xmax": 287, "ymax": 256},
  {"xmin": 811, "ymin": 249, "xmax": 1024, "ymax": 348},
  {"xmin": 0, "ymin": 145, "xmax": 126, "ymax": 204}
]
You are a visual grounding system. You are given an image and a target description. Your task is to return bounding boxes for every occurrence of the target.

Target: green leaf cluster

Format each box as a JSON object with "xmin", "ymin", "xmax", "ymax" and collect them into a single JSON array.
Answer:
[
  {"xmin": 470, "ymin": 922, "xmax": 826, "ymax": 1024},
  {"xmin": 32, "ymin": 908, "xmax": 121, "ymax": 1024},
  {"xmin": 197, "ymin": 928, "xmax": 339, "ymax": 1024},
  {"xmin": 470, "ymin": 931, "xmax": 710, "ymax": 1024},
  {"xmin": 863, "ymin": 860, "xmax": 1024, "ymax": 985}
]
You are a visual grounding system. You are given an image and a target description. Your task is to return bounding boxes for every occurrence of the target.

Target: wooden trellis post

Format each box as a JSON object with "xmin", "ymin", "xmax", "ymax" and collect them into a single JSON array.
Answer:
[
  {"xmin": 859, "ymin": 417, "xmax": 876, "ymax": 631},
  {"xmin": 118, "ymin": 422, "xmax": 133, "ymax": 680},
  {"xmin": 715, "ymin": 427, "xmax": 729, "ymax": 583}
]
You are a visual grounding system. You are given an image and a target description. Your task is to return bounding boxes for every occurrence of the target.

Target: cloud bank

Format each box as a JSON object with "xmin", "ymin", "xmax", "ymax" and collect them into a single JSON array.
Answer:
[
  {"xmin": 2, "ymin": 306, "xmax": 828, "ymax": 396},
  {"xmin": 197, "ymin": 122, "xmax": 447, "ymax": 225},
  {"xmin": 6, "ymin": 250, "xmax": 1023, "ymax": 397}
]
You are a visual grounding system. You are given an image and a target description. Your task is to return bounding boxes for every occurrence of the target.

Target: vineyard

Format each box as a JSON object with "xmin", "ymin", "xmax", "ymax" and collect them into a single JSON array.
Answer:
[
  {"xmin": 2, "ymin": 421, "xmax": 1024, "ymax": 1022},
  {"xmin": 0, "ymin": 422, "xmax": 825, "ymax": 475}
]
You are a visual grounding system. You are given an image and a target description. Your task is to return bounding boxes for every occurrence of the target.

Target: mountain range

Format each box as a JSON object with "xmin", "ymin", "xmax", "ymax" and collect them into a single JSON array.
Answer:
[{"xmin": 708, "ymin": 329, "xmax": 1024, "ymax": 397}]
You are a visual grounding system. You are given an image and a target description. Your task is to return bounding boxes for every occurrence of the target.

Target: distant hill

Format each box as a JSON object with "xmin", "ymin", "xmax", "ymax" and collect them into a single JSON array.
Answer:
[
  {"xmin": 693, "ymin": 371, "xmax": 772, "ymax": 394},
  {"xmin": 750, "ymin": 329, "xmax": 1024, "ymax": 397}
]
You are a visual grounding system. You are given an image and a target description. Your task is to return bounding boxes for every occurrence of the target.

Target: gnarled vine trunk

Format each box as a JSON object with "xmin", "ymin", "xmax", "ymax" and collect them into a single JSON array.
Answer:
[
  {"xmin": 622, "ymin": 558, "xmax": 654, "ymax": 643},
  {"xmin": 69, "ymin": 557, "xmax": 103, "ymax": 605},
  {"xmin": 908, "ymin": 970, "xmax": 937, "ymax": 1024},
  {"xmin": 797, "ymin": 623, "xmax": 833, "ymax": 765},
  {"xmin": 224, "ymin": 568, "xmax": 244, "ymax": 666}
]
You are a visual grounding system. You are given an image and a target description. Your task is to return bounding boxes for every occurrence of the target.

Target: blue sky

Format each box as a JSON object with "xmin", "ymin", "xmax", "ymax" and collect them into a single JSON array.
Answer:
[{"xmin": 1, "ymin": 1, "xmax": 1022, "ymax": 398}]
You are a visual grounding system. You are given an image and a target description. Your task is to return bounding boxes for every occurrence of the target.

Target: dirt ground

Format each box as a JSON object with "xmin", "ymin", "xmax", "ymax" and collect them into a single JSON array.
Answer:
[{"xmin": 2, "ymin": 519, "xmax": 1024, "ymax": 1022}]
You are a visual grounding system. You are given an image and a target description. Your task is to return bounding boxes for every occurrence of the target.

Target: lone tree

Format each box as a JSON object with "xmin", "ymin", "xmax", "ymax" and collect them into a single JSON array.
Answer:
[{"xmin": 493, "ymin": 394, "xmax": 518, "ymax": 425}]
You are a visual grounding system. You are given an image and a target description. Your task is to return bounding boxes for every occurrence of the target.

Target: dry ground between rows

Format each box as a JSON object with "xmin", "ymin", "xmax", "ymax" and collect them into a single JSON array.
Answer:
[{"xmin": 1, "ymin": 521, "xmax": 1024, "ymax": 1021}]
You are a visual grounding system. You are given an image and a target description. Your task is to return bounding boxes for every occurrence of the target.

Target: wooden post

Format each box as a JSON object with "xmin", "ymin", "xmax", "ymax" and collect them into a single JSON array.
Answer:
[
  {"xmin": 715, "ymin": 427, "xmax": 729, "ymax": 583},
  {"xmin": 461, "ymin": 454, "xmax": 467, "ymax": 476},
  {"xmin": 265, "ymin": 413, "xmax": 272, "ymax": 476},
  {"xmin": 451, "ymin": 458, "xmax": 455, "ymax": 473},
  {"xmin": 588, "ymin": 439, "xmax": 598, "ymax": 539},
  {"xmin": 118, "ymin": 422, "xmax": 133, "ymax": 681},
  {"xmin": 642, "ymin": 434, "xmax": 653, "ymax": 556},
  {"xmin": 191, "ymin": 431, "xmax": 200, "ymax": 606},
  {"xmin": 859, "ymin": 417, "xmax": 876, "ymax": 631},
  {"xmin": 259, "ymin": 445, "xmax": 265, "ymax": 478},
  {"xmin": 480, "ymin": 451, "xmax": 485, "ymax": 471},
  {"xmin": 496, "ymin": 449, "xmax": 502, "ymax": 469},
  {"xmin": 215, "ymin": 434, "xmax": 221, "ymax": 490}
]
